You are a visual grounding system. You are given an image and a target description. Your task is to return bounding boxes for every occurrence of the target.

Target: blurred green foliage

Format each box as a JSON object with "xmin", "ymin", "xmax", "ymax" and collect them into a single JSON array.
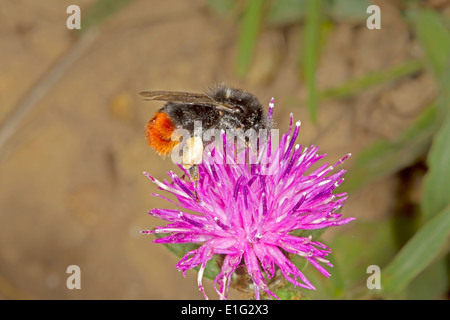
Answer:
[{"xmin": 203, "ymin": 0, "xmax": 450, "ymax": 300}]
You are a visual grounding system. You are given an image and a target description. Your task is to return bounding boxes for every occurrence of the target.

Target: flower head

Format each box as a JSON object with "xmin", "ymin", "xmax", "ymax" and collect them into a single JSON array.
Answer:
[{"xmin": 142, "ymin": 98, "xmax": 354, "ymax": 299}]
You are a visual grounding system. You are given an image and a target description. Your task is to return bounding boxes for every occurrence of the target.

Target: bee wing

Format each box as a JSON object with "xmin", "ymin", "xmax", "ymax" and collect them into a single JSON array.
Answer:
[
  {"xmin": 140, "ymin": 90, "xmax": 238, "ymax": 112},
  {"xmin": 139, "ymin": 91, "xmax": 215, "ymax": 104}
]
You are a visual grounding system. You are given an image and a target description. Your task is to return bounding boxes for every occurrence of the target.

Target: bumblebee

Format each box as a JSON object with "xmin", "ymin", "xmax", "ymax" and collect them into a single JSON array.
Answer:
[{"xmin": 140, "ymin": 84, "xmax": 267, "ymax": 184}]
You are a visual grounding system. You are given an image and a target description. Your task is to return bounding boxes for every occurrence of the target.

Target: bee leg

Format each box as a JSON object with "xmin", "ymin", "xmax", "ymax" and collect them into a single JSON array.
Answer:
[
  {"xmin": 194, "ymin": 181, "xmax": 199, "ymax": 203},
  {"xmin": 233, "ymin": 140, "xmax": 249, "ymax": 163},
  {"xmin": 235, "ymin": 143, "xmax": 249, "ymax": 157},
  {"xmin": 189, "ymin": 165, "xmax": 200, "ymax": 203}
]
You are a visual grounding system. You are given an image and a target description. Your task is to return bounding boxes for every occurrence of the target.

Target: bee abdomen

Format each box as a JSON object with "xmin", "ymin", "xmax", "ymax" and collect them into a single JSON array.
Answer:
[{"xmin": 145, "ymin": 111, "xmax": 179, "ymax": 156}]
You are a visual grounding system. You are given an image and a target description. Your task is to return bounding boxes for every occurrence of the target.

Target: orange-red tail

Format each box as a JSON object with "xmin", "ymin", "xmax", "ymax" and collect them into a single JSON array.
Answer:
[{"xmin": 145, "ymin": 112, "xmax": 179, "ymax": 156}]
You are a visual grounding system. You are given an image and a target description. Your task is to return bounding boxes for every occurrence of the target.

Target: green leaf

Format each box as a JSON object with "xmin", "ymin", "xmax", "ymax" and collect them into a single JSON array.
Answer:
[
  {"xmin": 416, "ymin": 7, "xmax": 450, "ymax": 222},
  {"xmin": 272, "ymin": 283, "xmax": 311, "ymax": 300},
  {"xmin": 156, "ymin": 234, "xmax": 197, "ymax": 257},
  {"xmin": 326, "ymin": 253, "xmax": 346, "ymax": 298},
  {"xmin": 409, "ymin": 8, "xmax": 450, "ymax": 120},
  {"xmin": 319, "ymin": 59, "xmax": 423, "ymax": 101},
  {"xmin": 382, "ymin": 204, "xmax": 450, "ymax": 294},
  {"xmin": 301, "ymin": 0, "xmax": 323, "ymax": 123},
  {"xmin": 407, "ymin": 258, "xmax": 448, "ymax": 299},
  {"xmin": 422, "ymin": 110, "xmax": 450, "ymax": 221},
  {"xmin": 155, "ymin": 234, "xmax": 221, "ymax": 281},
  {"xmin": 342, "ymin": 102, "xmax": 438, "ymax": 192},
  {"xmin": 408, "ymin": 9, "xmax": 450, "ymax": 80},
  {"xmin": 236, "ymin": 0, "xmax": 264, "ymax": 77}
]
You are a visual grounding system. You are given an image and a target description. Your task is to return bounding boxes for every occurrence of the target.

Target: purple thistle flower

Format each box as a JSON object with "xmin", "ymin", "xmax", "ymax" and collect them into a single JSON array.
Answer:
[{"xmin": 142, "ymin": 98, "xmax": 354, "ymax": 299}]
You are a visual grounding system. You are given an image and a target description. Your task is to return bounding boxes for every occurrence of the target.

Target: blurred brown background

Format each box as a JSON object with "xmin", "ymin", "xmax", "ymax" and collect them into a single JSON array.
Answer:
[{"xmin": 0, "ymin": 0, "xmax": 442, "ymax": 299}]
